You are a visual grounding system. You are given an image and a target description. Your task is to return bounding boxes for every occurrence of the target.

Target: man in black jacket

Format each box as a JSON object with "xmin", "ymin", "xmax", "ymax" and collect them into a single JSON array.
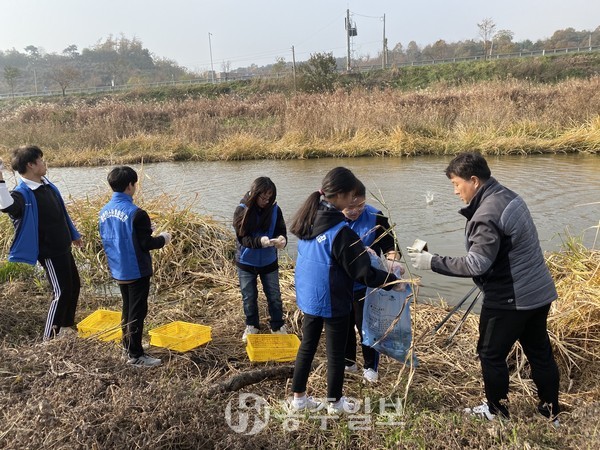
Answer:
[{"xmin": 408, "ymin": 152, "xmax": 560, "ymax": 424}]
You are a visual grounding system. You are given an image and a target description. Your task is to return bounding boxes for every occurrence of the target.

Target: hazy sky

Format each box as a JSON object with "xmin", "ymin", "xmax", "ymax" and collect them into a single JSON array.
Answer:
[{"xmin": 2, "ymin": 0, "xmax": 599, "ymax": 72}]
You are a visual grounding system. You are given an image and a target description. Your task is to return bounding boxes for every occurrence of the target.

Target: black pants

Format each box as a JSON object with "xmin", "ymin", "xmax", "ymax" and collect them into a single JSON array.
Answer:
[
  {"xmin": 477, "ymin": 303, "xmax": 560, "ymax": 418},
  {"xmin": 41, "ymin": 251, "xmax": 80, "ymax": 339},
  {"xmin": 345, "ymin": 288, "xmax": 379, "ymax": 370},
  {"xmin": 292, "ymin": 313, "xmax": 350, "ymax": 402},
  {"xmin": 119, "ymin": 276, "xmax": 151, "ymax": 358}
]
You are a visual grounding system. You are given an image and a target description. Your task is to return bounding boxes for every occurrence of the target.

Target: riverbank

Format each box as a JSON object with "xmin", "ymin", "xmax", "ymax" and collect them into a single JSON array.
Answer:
[
  {"xmin": 0, "ymin": 195, "xmax": 598, "ymax": 448},
  {"xmin": 1, "ymin": 77, "xmax": 599, "ymax": 167}
]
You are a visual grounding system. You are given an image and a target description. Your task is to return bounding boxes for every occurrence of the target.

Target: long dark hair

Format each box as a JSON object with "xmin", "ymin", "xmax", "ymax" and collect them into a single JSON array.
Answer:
[
  {"xmin": 289, "ymin": 167, "xmax": 358, "ymax": 239},
  {"xmin": 233, "ymin": 177, "xmax": 277, "ymax": 236}
]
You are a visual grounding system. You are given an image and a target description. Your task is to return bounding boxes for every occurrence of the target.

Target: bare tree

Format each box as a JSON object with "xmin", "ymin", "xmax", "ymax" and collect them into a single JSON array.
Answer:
[
  {"xmin": 3, "ymin": 66, "xmax": 20, "ymax": 97},
  {"xmin": 477, "ymin": 18, "xmax": 497, "ymax": 59},
  {"xmin": 49, "ymin": 66, "xmax": 80, "ymax": 96}
]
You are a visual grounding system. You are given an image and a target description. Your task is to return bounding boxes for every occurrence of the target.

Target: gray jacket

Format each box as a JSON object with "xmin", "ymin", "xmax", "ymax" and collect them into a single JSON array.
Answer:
[{"xmin": 431, "ymin": 177, "xmax": 557, "ymax": 310}]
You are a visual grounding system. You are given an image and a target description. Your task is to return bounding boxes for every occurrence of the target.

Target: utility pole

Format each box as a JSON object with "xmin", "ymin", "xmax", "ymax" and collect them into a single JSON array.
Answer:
[
  {"xmin": 346, "ymin": 9, "xmax": 351, "ymax": 71},
  {"xmin": 208, "ymin": 32, "xmax": 215, "ymax": 83},
  {"xmin": 291, "ymin": 45, "xmax": 297, "ymax": 92},
  {"xmin": 382, "ymin": 14, "xmax": 387, "ymax": 69}
]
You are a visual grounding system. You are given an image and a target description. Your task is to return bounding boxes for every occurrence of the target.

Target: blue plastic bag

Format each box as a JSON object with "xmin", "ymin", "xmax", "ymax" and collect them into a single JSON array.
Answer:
[{"xmin": 361, "ymin": 254, "xmax": 417, "ymax": 366}]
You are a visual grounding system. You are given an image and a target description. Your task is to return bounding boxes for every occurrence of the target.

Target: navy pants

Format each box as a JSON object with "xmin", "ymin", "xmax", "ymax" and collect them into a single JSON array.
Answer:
[
  {"xmin": 119, "ymin": 276, "xmax": 151, "ymax": 358},
  {"xmin": 41, "ymin": 251, "xmax": 80, "ymax": 339},
  {"xmin": 477, "ymin": 303, "xmax": 560, "ymax": 418}
]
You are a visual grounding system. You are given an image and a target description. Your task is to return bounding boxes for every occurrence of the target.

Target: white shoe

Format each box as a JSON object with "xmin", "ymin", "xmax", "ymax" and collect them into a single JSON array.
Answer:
[
  {"xmin": 464, "ymin": 402, "xmax": 496, "ymax": 421},
  {"xmin": 345, "ymin": 363, "xmax": 358, "ymax": 373},
  {"xmin": 272, "ymin": 324, "xmax": 288, "ymax": 334},
  {"xmin": 242, "ymin": 325, "xmax": 259, "ymax": 342},
  {"xmin": 363, "ymin": 368, "xmax": 379, "ymax": 383},
  {"xmin": 127, "ymin": 354, "xmax": 162, "ymax": 368},
  {"xmin": 327, "ymin": 396, "xmax": 356, "ymax": 414},
  {"xmin": 290, "ymin": 395, "xmax": 321, "ymax": 411}
]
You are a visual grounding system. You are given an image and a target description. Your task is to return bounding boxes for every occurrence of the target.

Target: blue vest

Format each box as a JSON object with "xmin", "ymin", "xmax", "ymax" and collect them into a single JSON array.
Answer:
[
  {"xmin": 295, "ymin": 221, "xmax": 351, "ymax": 318},
  {"xmin": 237, "ymin": 204, "xmax": 279, "ymax": 268},
  {"xmin": 348, "ymin": 204, "xmax": 380, "ymax": 291},
  {"xmin": 9, "ymin": 180, "xmax": 80, "ymax": 265},
  {"xmin": 99, "ymin": 192, "xmax": 143, "ymax": 280}
]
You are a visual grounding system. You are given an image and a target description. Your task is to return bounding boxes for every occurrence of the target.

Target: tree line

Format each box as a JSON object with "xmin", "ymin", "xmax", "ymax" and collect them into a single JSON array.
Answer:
[{"xmin": 1, "ymin": 23, "xmax": 599, "ymax": 97}]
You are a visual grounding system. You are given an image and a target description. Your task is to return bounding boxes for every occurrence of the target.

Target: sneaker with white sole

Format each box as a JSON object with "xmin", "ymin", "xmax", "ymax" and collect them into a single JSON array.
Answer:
[
  {"xmin": 363, "ymin": 368, "xmax": 379, "ymax": 383},
  {"xmin": 242, "ymin": 325, "xmax": 259, "ymax": 342},
  {"xmin": 344, "ymin": 363, "xmax": 358, "ymax": 373},
  {"xmin": 464, "ymin": 402, "xmax": 496, "ymax": 421},
  {"xmin": 272, "ymin": 324, "xmax": 288, "ymax": 335},
  {"xmin": 290, "ymin": 395, "xmax": 322, "ymax": 411},
  {"xmin": 327, "ymin": 396, "xmax": 356, "ymax": 414},
  {"xmin": 127, "ymin": 354, "xmax": 162, "ymax": 368}
]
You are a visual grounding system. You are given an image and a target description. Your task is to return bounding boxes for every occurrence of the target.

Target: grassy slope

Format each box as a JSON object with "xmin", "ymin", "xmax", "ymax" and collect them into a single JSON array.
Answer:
[{"xmin": 0, "ymin": 54, "xmax": 599, "ymax": 167}]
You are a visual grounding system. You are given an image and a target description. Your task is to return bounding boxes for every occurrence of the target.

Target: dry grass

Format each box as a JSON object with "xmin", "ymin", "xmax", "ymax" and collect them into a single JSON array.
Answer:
[
  {"xmin": 1, "ymin": 78, "xmax": 600, "ymax": 166},
  {"xmin": 0, "ymin": 195, "xmax": 599, "ymax": 449}
]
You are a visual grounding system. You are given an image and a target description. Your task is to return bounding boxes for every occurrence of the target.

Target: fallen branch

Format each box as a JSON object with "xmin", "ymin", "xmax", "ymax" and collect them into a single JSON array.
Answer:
[{"xmin": 206, "ymin": 365, "xmax": 294, "ymax": 396}]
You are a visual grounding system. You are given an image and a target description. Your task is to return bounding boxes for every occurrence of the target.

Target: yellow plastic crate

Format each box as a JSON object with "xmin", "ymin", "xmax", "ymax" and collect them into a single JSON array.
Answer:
[
  {"xmin": 77, "ymin": 309, "xmax": 122, "ymax": 342},
  {"xmin": 246, "ymin": 334, "xmax": 301, "ymax": 362},
  {"xmin": 148, "ymin": 321, "xmax": 212, "ymax": 352}
]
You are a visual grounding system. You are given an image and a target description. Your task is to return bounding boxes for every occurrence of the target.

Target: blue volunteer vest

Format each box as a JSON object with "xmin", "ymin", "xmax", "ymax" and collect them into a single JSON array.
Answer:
[
  {"xmin": 348, "ymin": 204, "xmax": 380, "ymax": 291},
  {"xmin": 237, "ymin": 204, "xmax": 279, "ymax": 268},
  {"xmin": 99, "ymin": 192, "xmax": 143, "ymax": 280},
  {"xmin": 9, "ymin": 180, "xmax": 80, "ymax": 265},
  {"xmin": 295, "ymin": 221, "xmax": 351, "ymax": 318}
]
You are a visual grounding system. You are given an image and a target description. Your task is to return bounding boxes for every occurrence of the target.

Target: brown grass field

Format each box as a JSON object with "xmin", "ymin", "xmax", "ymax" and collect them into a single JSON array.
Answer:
[
  {"xmin": 1, "ymin": 77, "xmax": 600, "ymax": 166},
  {"xmin": 0, "ymin": 195, "xmax": 598, "ymax": 449}
]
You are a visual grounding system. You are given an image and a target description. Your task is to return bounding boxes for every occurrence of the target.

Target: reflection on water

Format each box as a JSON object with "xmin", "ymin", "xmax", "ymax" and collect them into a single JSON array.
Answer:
[{"xmin": 24, "ymin": 154, "xmax": 599, "ymax": 305}]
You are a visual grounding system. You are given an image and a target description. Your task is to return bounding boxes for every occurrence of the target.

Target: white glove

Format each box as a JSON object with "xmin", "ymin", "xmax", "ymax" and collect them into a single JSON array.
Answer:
[
  {"xmin": 159, "ymin": 231, "xmax": 172, "ymax": 245},
  {"xmin": 260, "ymin": 236, "xmax": 274, "ymax": 248},
  {"xmin": 408, "ymin": 251, "xmax": 433, "ymax": 270},
  {"xmin": 273, "ymin": 235, "xmax": 286, "ymax": 249}
]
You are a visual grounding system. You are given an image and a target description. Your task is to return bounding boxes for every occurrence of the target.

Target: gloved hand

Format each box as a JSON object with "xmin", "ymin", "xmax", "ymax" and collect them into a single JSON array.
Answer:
[
  {"xmin": 273, "ymin": 235, "xmax": 286, "ymax": 249},
  {"xmin": 408, "ymin": 251, "xmax": 433, "ymax": 270},
  {"xmin": 159, "ymin": 231, "xmax": 172, "ymax": 245},
  {"xmin": 386, "ymin": 259, "xmax": 405, "ymax": 276},
  {"xmin": 260, "ymin": 236, "xmax": 274, "ymax": 248}
]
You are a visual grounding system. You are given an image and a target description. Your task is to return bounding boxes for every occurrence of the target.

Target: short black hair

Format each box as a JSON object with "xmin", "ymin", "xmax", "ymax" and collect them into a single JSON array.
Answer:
[
  {"xmin": 107, "ymin": 166, "xmax": 138, "ymax": 192},
  {"xmin": 445, "ymin": 152, "xmax": 491, "ymax": 181},
  {"xmin": 11, "ymin": 145, "xmax": 43, "ymax": 174}
]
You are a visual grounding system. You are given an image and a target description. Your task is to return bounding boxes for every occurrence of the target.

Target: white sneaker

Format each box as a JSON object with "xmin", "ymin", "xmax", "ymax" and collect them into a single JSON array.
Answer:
[
  {"xmin": 345, "ymin": 363, "xmax": 358, "ymax": 373},
  {"xmin": 242, "ymin": 325, "xmax": 259, "ymax": 342},
  {"xmin": 327, "ymin": 396, "xmax": 356, "ymax": 414},
  {"xmin": 272, "ymin": 324, "xmax": 288, "ymax": 334},
  {"xmin": 290, "ymin": 395, "xmax": 321, "ymax": 411},
  {"xmin": 363, "ymin": 368, "xmax": 379, "ymax": 383},
  {"xmin": 464, "ymin": 402, "xmax": 496, "ymax": 421},
  {"xmin": 127, "ymin": 354, "xmax": 162, "ymax": 367}
]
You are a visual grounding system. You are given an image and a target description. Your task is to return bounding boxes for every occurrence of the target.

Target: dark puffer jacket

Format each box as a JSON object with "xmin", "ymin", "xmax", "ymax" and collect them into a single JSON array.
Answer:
[{"xmin": 431, "ymin": 177, "xmax": 557, "ymax": 310}]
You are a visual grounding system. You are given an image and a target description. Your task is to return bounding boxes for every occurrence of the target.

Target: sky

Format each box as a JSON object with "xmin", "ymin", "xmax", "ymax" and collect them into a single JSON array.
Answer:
[{"xmin": 1, "ymin": 0, "xmax": 599, "ymax": 72}]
